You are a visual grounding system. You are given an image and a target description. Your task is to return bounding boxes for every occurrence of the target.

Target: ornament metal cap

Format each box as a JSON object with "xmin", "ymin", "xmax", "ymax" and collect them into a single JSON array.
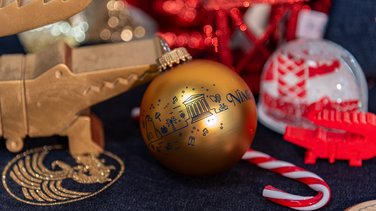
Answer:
[{"xmin": 157, "ymin": 47, "xmax": 192, "ymax": 71}]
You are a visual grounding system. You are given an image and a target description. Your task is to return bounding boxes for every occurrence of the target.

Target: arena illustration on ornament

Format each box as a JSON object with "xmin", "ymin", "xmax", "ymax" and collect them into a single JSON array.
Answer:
[{"xmin": 141, "ymin": 84, "xmax": 252, "ymax": 153}]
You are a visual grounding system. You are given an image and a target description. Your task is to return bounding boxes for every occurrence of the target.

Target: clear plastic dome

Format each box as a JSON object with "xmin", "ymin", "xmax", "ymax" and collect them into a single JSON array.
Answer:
[{"xmin": 258, "ymin": 39, "xmax": 368, "ymax": 134}]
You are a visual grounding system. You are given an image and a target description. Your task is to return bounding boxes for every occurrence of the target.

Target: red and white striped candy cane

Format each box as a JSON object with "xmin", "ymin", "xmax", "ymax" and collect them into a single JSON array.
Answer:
[
  {"xmin": 132, "ymin": 107, "xmax": 331, "ymax": 209},
  {"xmin": 242, "ymin": 149, "xmax": 331, "ymax": 210}
]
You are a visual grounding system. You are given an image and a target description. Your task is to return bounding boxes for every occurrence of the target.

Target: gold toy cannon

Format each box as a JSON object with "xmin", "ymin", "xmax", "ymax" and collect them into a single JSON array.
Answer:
[{"xmin": 0, "ymin": 38, "xmax": 165, "ymax": 155}]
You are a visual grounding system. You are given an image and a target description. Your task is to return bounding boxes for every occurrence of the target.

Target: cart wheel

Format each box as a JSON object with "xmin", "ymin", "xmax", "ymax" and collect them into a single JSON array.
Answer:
[{"xmin": 6, "ymin": 138, "xmax": 24, "ymax": 153}]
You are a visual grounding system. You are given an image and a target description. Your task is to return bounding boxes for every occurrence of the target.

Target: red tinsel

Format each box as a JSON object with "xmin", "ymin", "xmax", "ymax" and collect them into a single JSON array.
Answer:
[{"xmin": 126, "ymin": 0, "xmax": 332, "ymax": 93}]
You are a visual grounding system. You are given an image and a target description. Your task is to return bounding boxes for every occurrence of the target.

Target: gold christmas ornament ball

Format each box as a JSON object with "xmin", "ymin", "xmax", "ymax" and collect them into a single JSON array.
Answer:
[{"xmin": 140, "ymin": 60, "xmax": 257, "ymax": 176}]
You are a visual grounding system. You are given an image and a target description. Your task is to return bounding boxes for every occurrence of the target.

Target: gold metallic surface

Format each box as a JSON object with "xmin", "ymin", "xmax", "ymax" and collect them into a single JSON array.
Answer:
[
  {"xmin": 0, "ymin": 0, "xmax": 93, "ymax": 37},
  {"xmin": 0, "ymin": 37, "xmax": 164, "ymax": 155},
  {"xmin": 140, "ymin": 60, "xmax": 257, "ymax": 175},
  {"xmin": 157, "ymin": 47, "xmax": 192, "ymax": 71},
  {"xmin": 2, "ymin": 145, "xmax": 124, "ymax": 206}
]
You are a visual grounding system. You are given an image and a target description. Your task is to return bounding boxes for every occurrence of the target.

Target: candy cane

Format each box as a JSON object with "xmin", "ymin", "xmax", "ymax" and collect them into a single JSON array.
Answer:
[
  {"xmin": 242, "ymin": 149, "xmax": 331, "ymax": 210},
  {"xmin": 132, "ymin": 108, "xmax": 331, "ymax": 209}
]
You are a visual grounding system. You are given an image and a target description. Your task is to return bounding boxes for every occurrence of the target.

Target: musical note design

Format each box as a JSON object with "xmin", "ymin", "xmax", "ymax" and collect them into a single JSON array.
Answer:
[
  {"xmin": 203, "ymin": 128, "xmax": 209, "ymax": 136},
  {"xmin": 172, "ymin": 96, "xmax": 178, "ymax": 104}
]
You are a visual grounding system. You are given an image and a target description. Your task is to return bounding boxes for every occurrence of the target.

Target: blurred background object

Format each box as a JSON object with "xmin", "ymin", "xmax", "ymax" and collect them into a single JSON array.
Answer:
[
  {"xmin": 91, "ymin": 0, "xmax": 157, "ymax": 43},
  {"xmin": 127, "ymin": 0, "xmax": 333, "ymax": 93},
  {"xmin": 18, "ymin": 0, "xmax": 157, "ymax": 53},
  {"xmin": 18, "ymin": 12, "xmax": 89, "ymax": 52},
  {"xmin": 11, "ymin": 0, "xmax": 376, "ymax": 98},
  {"xmin": 258, "ymin": 39, "xmax": 368, "ymax": 134},
  {"xmin": 17, "ymin": 0, "xmax": 335, "ymax": 93}
]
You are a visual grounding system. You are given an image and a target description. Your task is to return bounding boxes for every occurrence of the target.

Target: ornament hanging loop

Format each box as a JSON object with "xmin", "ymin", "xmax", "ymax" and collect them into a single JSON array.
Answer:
[
  {"xmin": 159, "ymin": 38, "xmax": 172, "ymax": 54},
  {"xmin": 157, "ymin": 46, "xmax": 192, "ymax": 71}
]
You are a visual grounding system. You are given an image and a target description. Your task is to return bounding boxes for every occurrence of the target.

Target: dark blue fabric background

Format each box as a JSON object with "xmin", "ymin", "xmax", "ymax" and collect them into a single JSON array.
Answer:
[
  {"xmin": 0, "ymin": 0, "xmax": 375, "ymax": 210},
  {"xmin": 1, "ymin": 85, "xmax": 375, "ymax": 211},
  {"xmin": 325, "ymin": 0, "xmax": 376, "ymax": 78}
]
